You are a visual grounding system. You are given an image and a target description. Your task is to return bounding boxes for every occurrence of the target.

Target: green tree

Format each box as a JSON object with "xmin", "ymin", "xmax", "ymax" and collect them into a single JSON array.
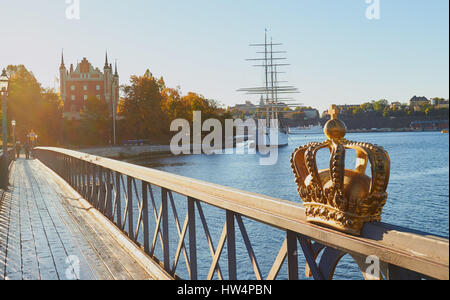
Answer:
[{"xmin": 373, "ymin": 99, "xmax": 389, "ymax": 112}]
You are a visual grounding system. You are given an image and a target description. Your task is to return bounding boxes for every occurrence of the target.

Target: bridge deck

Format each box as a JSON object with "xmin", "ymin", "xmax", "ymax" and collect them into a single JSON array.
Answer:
[{"xmin": 0, "ymin": 157, "xmax": 154, "ymax": 280}]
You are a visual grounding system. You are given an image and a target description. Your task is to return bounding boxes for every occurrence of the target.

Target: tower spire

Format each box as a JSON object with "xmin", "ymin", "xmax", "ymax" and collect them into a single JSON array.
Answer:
[
  {"xmin": 105, "ymin": 51, "xmax": 109, "ymax": 68},
  {"xmin": 60, "ymin": 50, "xmax": 65, "ymax": 68},
  {"xmin": 114, "ymin": 59, "xmax": 118, "ymax": 77}
]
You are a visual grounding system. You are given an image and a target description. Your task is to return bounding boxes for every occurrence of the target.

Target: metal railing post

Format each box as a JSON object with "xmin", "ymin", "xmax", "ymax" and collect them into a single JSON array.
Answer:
[
  {"xmin": 127, "ymin": 176, "xmax": 134, "ymax": 240},
  {"xmin": 188, "ymin": 197, "xmax": 198, "ymax": 280},
  {"xmin": 161, "ymin": 188, "xmax": 170, "ymax": 272},
  {"xmin": 287, "ymin": 231, "xmax": 299, "ymax": 280},
  {"xmin": 142, "ymin": 182, "xmax": 150, "ymax": 253},
  {"xmin": 226, "ymin": 210, "xmax": 237, "ymax": 280},
  {"xmin": 115, "ymin": 172, "xmax": 121, "ymax": 228}
]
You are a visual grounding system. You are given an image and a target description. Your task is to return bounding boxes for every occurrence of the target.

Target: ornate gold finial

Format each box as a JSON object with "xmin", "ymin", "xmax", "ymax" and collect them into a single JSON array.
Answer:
[
  {"xmin": 324, "ymin": 105, "xmax": 347, "ymax": 141},
  {"xmin": 328, "ymin": 105, "xmax": 339, "ymax": 120},
  {"xmin": 291, "ymin": 104, "xmax": 391, "ymax": 236}
]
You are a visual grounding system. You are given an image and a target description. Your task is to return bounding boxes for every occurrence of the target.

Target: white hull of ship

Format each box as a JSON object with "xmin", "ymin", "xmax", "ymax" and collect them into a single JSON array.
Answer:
[{"xmin": 256, "ymin": 127, "xmax": 289, "ymax": 148}]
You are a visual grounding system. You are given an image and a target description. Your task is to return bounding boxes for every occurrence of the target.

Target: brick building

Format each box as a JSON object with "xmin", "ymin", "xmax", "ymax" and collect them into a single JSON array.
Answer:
[{"xmin": 59, "ymin": 52, "xmax": 119, "ymax": 120}]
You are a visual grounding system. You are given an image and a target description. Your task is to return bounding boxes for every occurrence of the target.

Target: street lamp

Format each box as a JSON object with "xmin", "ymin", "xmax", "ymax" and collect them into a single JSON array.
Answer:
[
  {"xmin": 0, "ymin": 69, "xmax": 10, "ymax": 189},
  {"xmin": 11, "ymin": 120, "xmax": 16, "ymax": 160}
]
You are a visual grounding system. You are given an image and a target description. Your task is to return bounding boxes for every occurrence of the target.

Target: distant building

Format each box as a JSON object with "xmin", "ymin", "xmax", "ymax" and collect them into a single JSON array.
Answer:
[
  {"xmin": 437, "ymin": 102, "xmax": 449, "ymax": 109},
  {"xmin": 302, "ymin": 109, "xmax": 319, "ymax": 119},
  {"xmin": 409, "ymin": 96, "xmax": 429, "ymax": 106},
  {"xmin": 232, "ymin": 101, "xmax": 257, "ymax": 115},
  {"xmin": 409, "ymin": 96, "xmax": 430, "ymax": 112},
  {"xmin": 431, "ymin": 98, "xmax": 449, "ymax": 109},
  {"xmin": 411, "ymin": 120, "xmax": 449, "ymax": 131},
  {"xmin": 60, "ymin": 52, "xmax": 119, "ymax": 120},
  {"xmin": 390, "ymin": 102, "xmax": 402, "ymax": 109}
]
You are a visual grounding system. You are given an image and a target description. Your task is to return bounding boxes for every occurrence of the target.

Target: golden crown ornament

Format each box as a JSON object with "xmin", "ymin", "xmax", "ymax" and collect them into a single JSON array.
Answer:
[{"xmin": 291, "ymin": 105, "xmax": 391, "ymax": 236}]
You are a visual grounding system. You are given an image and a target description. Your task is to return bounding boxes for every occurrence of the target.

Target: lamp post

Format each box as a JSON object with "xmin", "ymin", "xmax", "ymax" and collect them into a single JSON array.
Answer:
[
  {"xmin": 11, "ymin": 120, "xmax": 16, "ymax": 160},
  {"xmin": 0, "ymin": 69, "xmax": 10, "ymax": 189},
  {"xmin": 112, "ymin": 102, "xmax": 116, "ymax": 146}
]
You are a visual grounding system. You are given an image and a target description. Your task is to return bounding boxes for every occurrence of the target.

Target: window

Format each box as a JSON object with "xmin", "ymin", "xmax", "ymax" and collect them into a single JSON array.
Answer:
[
  {"xmin": 71, "ymin": 85, "xmax": 75, "ymax": 91},
  {"xmin": 83, "ymin": 85, "xmax": 87, "ymax": 91},
  {"xmin": 84, "ymin": 95, "xmax": 88, "ymax": 101},
  {"xmin": 96, "ymin": 95, "xmax": 101, "ymax": 100},
  {"xmin": 96, "ymin": 85, "xmax": 100, "ymax": 91},
  {"xmin": 71, "ymin": 95, "xmax": 75, "ymax": 101}
]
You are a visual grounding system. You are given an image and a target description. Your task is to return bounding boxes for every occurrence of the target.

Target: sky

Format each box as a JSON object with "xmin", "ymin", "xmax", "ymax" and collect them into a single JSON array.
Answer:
[{"xmin": 0, "ymin": 0, "xmax": 448, "ymax": 113}]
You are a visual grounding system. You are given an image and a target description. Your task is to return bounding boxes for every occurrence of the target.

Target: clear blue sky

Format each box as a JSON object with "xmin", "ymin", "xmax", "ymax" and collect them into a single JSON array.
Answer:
[{"xmin": 1, "ymin": 0, "xmax": 448, "ymax": 113}]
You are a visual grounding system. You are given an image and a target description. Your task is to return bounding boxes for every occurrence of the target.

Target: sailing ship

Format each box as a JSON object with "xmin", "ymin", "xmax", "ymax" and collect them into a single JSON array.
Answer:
[{"xmin": 238, "ymin": 30, "xmax": 301, "ymax": 148}]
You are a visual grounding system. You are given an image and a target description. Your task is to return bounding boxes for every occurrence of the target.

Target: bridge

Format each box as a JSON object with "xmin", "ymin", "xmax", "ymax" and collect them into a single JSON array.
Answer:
[{"xmin": 0, "ymin": 147, "xmax": 448, "ymax": 280}]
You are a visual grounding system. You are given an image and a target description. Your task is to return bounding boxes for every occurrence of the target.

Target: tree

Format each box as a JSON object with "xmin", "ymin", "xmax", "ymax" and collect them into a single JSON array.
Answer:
[
  {"xmin": 79, "ymin": 96, "xmax": 111, "ymax": 145},
  {"xmin": 360, "ymin": 102, "xmax": 373, "ymax": 112},
  {"xmin": 161, "ymin": 87, "xmax": 187, "ymax": 121},
  {"xmin": 119, "ymin": 70, "xmax": 169, "ymax": 139},
  {"xmin": 373, "ymin": 99, "xmax": 389, "ymax": 112},
  {"xmin": 38, "ymin": 89, "xmax": 64, "ymax": 145},
  {"xmin": 3, "ymin": 65, "xmax": 63, "ymax": 145},
  {"xmin": 353, "ymin": 107, "xmax": 364, "ymax": 116}
]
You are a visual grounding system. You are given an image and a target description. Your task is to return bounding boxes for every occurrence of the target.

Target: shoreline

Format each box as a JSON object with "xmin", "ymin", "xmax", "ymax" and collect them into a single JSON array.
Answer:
[
  {"xmin": 347, "ymin": 128, "xmax": 448, "ymax": 133},
  {"xmin": 75, "ymin": 145, "xmax": 173, "ymax": 160},
  {"xmin": 76, "ymin": 144, "xmax": 229, "ymax": 160},
  {"xmin": 75, "ymin": 129, "xmax": 448, "ymax": 159}
]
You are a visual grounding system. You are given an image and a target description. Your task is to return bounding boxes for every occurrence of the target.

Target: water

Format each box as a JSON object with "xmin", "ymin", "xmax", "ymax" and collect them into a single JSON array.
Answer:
[{"xmin": 125, "ymin": 131, "xmax": 449, "ymax": 280}]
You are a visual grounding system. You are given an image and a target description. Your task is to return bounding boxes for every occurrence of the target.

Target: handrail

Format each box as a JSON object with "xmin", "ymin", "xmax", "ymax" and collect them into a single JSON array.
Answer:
[{"xmin": 35, "ymin": 147, "xmax": 449, "ymax": 280}]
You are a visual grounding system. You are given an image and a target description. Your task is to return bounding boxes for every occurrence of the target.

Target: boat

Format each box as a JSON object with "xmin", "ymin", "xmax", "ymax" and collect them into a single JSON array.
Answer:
[
  {"xmin": 290, "ymin": 124, "xmax": 324, "ymax": 135},
  {"xmin": 238, "ymin": 30, "xmax": 301, "ymax": 148},
  {"xmin": 442, "ymin": 129, "xmax": 449, "ymax": 134}
]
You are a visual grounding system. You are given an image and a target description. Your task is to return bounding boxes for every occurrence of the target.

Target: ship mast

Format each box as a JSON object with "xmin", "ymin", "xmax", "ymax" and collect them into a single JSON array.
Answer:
[
  {"xmin": 265, "ymin": 30, "xmax": 270, "ymax": 124},
  {"xmin": 238, "ymin": 30, "xmax": 302, "ymax": 124}
]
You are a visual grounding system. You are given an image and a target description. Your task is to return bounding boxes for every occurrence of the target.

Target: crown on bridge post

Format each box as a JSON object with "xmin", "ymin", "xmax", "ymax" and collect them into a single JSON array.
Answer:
[{"xmin": 290, "ymin": 105, "xmax": 391, "ymax": 236}]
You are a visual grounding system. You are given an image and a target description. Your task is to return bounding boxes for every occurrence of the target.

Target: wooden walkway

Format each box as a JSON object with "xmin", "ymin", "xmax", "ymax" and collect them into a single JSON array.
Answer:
[{"xmin": 0, "ymin": 157, "xmax": 154, "ymax": 280}]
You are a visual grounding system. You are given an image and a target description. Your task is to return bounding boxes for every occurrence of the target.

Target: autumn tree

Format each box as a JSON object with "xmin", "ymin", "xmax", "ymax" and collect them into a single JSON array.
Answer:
[
  {"xmin": 161, "ymin": 87, "xmax": 185, "ymax": 121},
  {"xmin": 2, "ymin": 65, "xmax": 63, "ymax": 145},
  {"xmin": 119, "ymin": 70, "xmax": 169, "ymax": 140},
  {"xmin": 38, "ymin": 89, "xmax": 64, "ymax": 145}
]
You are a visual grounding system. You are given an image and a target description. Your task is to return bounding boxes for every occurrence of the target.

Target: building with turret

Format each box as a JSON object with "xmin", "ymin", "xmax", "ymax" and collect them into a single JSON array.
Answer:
[{"xmin": 59, "ymin": 52, "xmax": 119, "ymax": 120}]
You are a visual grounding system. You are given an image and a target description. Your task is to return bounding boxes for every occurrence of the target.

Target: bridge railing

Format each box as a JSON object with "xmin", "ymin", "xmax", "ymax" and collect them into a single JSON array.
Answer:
[
  {"xmin": 1, "ymin": 148, "xmax": 16, "ymax": 189},
  {"xmin": 35, "ymin": 147, "xmax": 449, "ymax": 280}
]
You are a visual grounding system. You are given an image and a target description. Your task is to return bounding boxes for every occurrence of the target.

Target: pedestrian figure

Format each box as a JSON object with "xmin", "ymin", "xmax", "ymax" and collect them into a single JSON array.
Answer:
[
  {"xmin": 15, "ymin": 142, "xmax": 21, "ymax": 159},
  {"xmin": 24, "ymin": 142, "xmax": 31, "ymax": 160}
]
